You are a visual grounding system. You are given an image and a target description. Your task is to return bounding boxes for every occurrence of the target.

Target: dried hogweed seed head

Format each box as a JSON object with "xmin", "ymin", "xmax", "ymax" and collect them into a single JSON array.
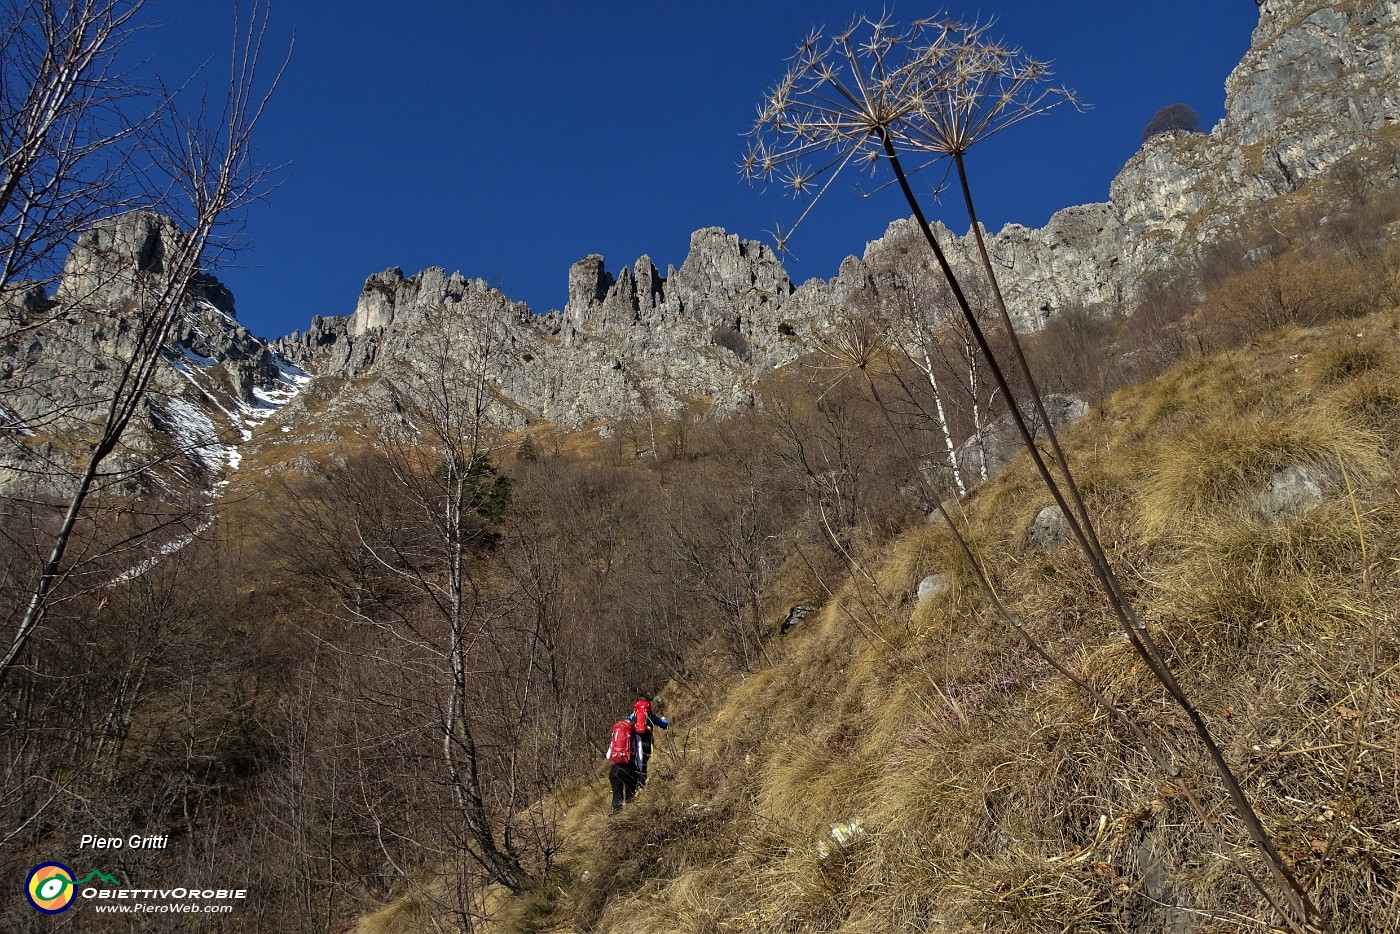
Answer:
[{"xmin": 741, "ymin": 12, "xmax": 1079, "ymax": 250}]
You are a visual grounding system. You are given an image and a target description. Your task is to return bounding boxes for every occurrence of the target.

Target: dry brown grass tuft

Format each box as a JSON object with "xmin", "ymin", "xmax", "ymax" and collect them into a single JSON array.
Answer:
[
  {"xmin": 1139, "ymin": 410, "xmax": 1385, "ymax": 539},
  {"xmin": 1156, "ymin": 503, "xmax": 1365, "ymax": 641},
  {"xmin": 1305, "ymin": 339, "xmax": 1395, "ymax": 388},
  {"xmin": 646, "ymin": 868, "xmax": 745, "ymax": 934},
  {"xmin": 352, "ymin": 889, "xmax": 434, "ymax": 934},
  {"xmin": 1325, "ymin": 370, "xmax": 1400, "ymax": 440},
  {"xmin": 1105, "ymin": 353, "xmax": 1249, "ymax": 447}
]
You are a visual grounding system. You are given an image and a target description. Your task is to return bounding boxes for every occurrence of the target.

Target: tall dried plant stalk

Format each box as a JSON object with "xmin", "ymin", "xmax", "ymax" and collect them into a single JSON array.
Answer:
[{"xmin": 744, "ymin": 13, "xmax": 1325, "ymax": 932}]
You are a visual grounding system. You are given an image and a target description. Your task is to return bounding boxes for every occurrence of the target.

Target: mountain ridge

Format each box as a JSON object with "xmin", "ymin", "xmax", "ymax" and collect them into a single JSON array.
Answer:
[
  {"xmin": 269, "ymin": 0, "xmax": 1400, "ymax": 431},
  {"xmin": 4, "ymin": 0, "xmax": 1397, "ymax": 492}
]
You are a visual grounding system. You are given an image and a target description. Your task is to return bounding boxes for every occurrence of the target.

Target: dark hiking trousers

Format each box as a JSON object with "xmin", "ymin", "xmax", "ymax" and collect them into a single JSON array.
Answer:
[
  {"xmin": 635, "ymin": 735, "xmax": 654, "ymax": 787},
  {"xmin": 609, "ymin": 763, "xmax": 638, "ymax": 811}
]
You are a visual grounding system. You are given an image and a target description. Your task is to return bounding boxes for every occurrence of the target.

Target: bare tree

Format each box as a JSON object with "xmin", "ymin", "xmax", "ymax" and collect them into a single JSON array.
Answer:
[
  {"xmin": 311, "ymin": 302, "xmax": 534, "ymax": 895},
  {"xmin": 0, "ymin": 0, "xmax": 149, "ymax": 304},
  {"xmin": 665, "ymin": 418, "xmax": 795, "ymax": 670},
  {"xmin": 1142, "ymin": 102, "xmax": 1201, "ymax": 142},
  {"xmin": 0, "ymin": 2, "xmax": 289, "ymax": 689},
  {"xmin": 861, "ymin": 249, "xmax": 1006, "ymax": 495},
  {"xmin": 0, "ymin": 518, "xmax": 280, "ymax": 933}
]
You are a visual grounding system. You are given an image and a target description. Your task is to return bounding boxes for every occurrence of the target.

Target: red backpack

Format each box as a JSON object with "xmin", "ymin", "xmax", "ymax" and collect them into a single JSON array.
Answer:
[
  {"xmin": 633, "ymin": 699, "xmax": 652, "ymax": 735},
  {"xmin": 607, "ymin": 720, "xmax": 634, "ymax": 764}
]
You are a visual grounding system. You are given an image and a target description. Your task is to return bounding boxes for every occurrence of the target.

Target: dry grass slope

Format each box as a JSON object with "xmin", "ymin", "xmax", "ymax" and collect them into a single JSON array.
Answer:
[
  {"xmin": 359, "ymin": 313, "xmax": 1400, "ymax": 932},
  {"xmin": 570, "ymin": 309, "xmax": 1400, "ymax": 933}
]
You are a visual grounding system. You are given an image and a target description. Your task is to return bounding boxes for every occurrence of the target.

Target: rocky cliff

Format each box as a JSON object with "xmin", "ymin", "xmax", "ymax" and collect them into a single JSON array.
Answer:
[
  {"xmin": 278, "ymin": 0, "xmax": 1399, "ymax": 431},
  {"xmin": 274, "ymin": 227, "xmax": 836, "ymax": 429},
  {"xmin": 0, "ymin": 213, "xmax": 304, "ymax": 498},
  {"xmin": 857, "ymin": 0, "xmax": 1400, "ymax": 329},
  {"xmin": 4, "ymin": 0, "xmax": 1396, "ymax": 494}
]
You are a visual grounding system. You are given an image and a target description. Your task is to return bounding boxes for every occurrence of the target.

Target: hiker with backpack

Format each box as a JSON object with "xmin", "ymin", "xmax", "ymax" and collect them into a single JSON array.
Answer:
[
  {"xmin": 605, "ymin": 717, "xmax": 639, "ymax": 812},
  {"xmin": 627, "ymin": 697, "xmax": 669, "ymax": 788}
]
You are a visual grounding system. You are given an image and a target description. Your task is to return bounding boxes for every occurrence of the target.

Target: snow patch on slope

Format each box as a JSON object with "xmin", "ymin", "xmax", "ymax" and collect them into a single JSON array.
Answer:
[
  {"xmin": 164, "ymin": 345, "xmax": 312, "ymax": 482},
  {"xmin": 115, "ymin": 345, "xmax": 313, "ymax": 584},
  {"xmin": 249, "ymin": 357, "xmax": 311, "ymax": 415},
  {"xmin": 160, "ymin": 396, "xmax": 241, "ymax": 476},
  {"xmin": 110, "ymin": 518, "xmax": 215, "ymax": 584}
]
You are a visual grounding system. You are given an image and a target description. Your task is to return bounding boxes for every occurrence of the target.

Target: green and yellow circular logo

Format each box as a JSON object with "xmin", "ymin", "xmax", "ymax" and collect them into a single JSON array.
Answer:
[{"xmin": 26, "ymin": 862, "xmax": 75, "ymax": 913}]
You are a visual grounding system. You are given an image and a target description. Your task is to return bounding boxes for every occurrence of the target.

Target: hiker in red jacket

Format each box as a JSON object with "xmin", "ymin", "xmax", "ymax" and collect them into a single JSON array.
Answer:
[
  {"xmin": 605, "ymin": 718, "xmax": 639, "ymax": 812},
  {"xmin": 627, "ymin": 697, "xmax": 669, "ymax": 788}
]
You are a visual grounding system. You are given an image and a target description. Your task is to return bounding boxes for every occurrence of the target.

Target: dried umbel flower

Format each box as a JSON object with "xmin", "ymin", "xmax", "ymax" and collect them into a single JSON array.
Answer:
[
  {"xmin": 741, "ymin": 14, "xmax": 1077, "ymax": 249},
  {"xmin": 807, "ymin": 305, "xmax": 902, "ymax": 399},
  {"xmin": 743, "ymin": 14, "xmax": 1327, "ymax": 933}
]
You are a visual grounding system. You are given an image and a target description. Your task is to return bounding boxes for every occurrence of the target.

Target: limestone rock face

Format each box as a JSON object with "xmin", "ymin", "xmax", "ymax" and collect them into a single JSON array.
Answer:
[
  {"xmin": 56, "ymin": 211, "xmax": 180, "ymax": 307},
  {"xmin": 351, "ymin": 268, "xmax": 403, "ymax": 334},
  {"xmin": 2, "ymin": 213, "xmax": 299, "ymax": 497},
  {"xmin": 1108, "ymin": 0, "xmax": 1400, "ymax": 282},
  {"xmin": 279, "ymin": 226, "xmax": 810, "ymax": 429},
  {"xmin": 854, "ymin": 0, "xmax": 1400, "ymax": 330},
  {"xmin": 1226, "ymin": 1, "xmax": 1400, "ymax": 189},
  {"xmin": 275, "ymin": 1, "xmax": 1400, "ymax": 434},
  {"xmin": 52, "ymin": 211, "xmax": 237, "ymax": 319},
  {"xmin": 10, "ymin": 1, "xmax": 1398, "ymax": 486},
  {"xmin": 860, "ymin": 205, "xmax": 1129, "ymax": 332},
  {"xmin": 667, "ymin": 227, "xmax": 791, "ymax": 311}
]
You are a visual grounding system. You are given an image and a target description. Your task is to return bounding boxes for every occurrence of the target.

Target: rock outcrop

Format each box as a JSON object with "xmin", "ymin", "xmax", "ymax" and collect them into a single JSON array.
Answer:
[
  {"xmin": 55, "ymin": 212, "xmax": 236, "ymax": 317},
  {"xmin": 862, "ymin": 0, "xmax": 1400, "ymax": 329},
  {"xmin": 275, "ymin": 227, "xmax": 820, "ymax": 429},
  {"xmin": 1, "ymin": 213, "xmax": 301, "ymax": 497},
  {"xmin": 276, "ymin": 1, "xmax": 1399, "ymax": 431},
  {"xmin": 6, "ymin": 0, "xmax": 1397, "ymax": 480}
]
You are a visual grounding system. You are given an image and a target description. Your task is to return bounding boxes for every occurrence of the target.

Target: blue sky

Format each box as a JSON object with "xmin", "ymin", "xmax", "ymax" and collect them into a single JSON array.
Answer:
[{"xmin": 134, "ymin": 2, "xmax": 1261, "ymax": 340}]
